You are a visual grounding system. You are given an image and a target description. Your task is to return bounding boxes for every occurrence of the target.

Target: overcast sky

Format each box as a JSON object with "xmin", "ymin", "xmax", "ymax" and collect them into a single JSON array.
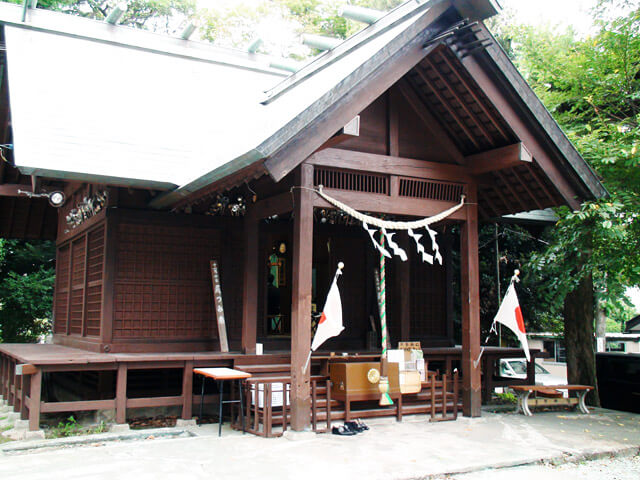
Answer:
[{"xmin": 500, "ymin": 0, "xmax": 598, "ymax": 33}]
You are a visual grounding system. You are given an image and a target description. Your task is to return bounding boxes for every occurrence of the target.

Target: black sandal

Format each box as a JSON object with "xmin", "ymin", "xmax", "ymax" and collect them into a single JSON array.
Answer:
[
  {"xmin": 344, "ymin": 421, "xmax": 363, "ymax": 433},
  {"xmin": 356, "ymin": 419, "xmax": 369, "ymax": 431},
  {"xmin": 332, "ymin": 425, "xmax": 356, "ymax": 436}
]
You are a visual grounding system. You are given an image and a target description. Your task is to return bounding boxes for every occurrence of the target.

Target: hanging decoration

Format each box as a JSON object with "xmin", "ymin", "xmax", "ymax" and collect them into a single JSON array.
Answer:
[
  {"xmin": 315, "ymin": 185, "xmax": 465, "ymax": 265},
  {"xmin": 205, "ymin": 194, "xmax": 247, "ymax": 217},
  {"xmin": 65, "ymin": 190, "xmax": 108, "ymax": 231}
]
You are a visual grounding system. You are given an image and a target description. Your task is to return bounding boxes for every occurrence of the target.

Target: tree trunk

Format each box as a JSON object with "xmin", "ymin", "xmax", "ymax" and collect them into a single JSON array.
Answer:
[
  {"xmin": 595, "ymin": 299, "xmax": 607, "ymax": 352},
  {"xmin": 563, "ymin": 272, "xmax": 600, "ymax": 406}
]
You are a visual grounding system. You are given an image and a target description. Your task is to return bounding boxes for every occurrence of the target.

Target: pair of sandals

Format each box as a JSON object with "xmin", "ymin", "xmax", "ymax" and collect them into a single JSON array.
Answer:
[{"xmin": 331, "ymin": 419, "xmax": 369, "ymax": 436}]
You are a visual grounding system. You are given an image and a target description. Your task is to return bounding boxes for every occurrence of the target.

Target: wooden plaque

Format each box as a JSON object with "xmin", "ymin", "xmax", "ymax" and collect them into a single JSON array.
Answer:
[{"xmin": 210, "ymin": 260, "xmax": 229, "ymax": 352}]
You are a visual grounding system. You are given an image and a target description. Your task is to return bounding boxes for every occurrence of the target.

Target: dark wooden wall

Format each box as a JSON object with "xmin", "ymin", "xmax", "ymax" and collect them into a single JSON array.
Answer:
[
  {"xmin": 337, "ymin": 87, "xmax": 454, "ymax": 163},
  {"xmin": 53, "ymin": 201, "xmax": 246, "ymax": 353}
]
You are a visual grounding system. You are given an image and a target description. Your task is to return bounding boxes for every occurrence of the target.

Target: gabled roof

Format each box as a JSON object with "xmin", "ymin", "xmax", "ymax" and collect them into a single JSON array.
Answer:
[
  {"xmin": 0, "ymin": 0, "xmax": 605, "ymax": 212},
  {"xmin": 626, "ymin": 315, "xmax": 640, "ymax": 333}
]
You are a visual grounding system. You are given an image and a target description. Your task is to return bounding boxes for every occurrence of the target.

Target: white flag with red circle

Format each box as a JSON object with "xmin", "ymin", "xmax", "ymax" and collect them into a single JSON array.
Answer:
[
  {"xmin": 493, "ymin": 283, "xmax": 530, "ymax": 361},
  {"xmin": 311, "ymin": 271, "xmax": 344, "ymax": 351}
]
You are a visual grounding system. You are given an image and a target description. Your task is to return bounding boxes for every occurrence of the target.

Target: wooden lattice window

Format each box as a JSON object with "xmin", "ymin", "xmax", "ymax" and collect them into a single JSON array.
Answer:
[
  {"xmin": 53, "ymin": 223, "xmax": 105, "ymax": 337},
  {"xmin": 314, "ymin": 168, "xmax": 389, "ymax": 195},
  {"xmin": 399, "ymin": 178, "xmax": 464, "ymax": 202}
]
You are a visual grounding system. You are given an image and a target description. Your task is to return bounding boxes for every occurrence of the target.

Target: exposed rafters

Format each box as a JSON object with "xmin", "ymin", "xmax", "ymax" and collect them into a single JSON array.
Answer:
[
  {"xmin": 437, "ymin": 50, "xmax": 509, "ymax": 142},
  {"xmin": 423, "ymin": 56, "xmax": 494, "ymax": 145},
  {"xmin": 414, "ymin": 65, "xmax": 481, "ymax": 150}
]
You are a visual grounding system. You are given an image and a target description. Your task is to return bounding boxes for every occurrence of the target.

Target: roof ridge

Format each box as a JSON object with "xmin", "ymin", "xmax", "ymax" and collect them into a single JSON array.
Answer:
[{"xmin": 0, "ymin": 2, "xmax": 289, "ymax": 77}]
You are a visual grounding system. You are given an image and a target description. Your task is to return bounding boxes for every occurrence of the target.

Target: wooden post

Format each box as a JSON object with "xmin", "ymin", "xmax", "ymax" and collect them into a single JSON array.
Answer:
[
  {"xmin": 0, "ymin": 355, "xmax": 5, "ymax": 399},
  {"xmin": 461, "ymin": 183, "xmax": 481, "ymax": 417},
  {"xmin": 20, "ymin": 374, "xmax": 28, "ymax": 420},
  {"xmin": 115, "ymin": 363, "xmax": 127, "ymax": 424},
  {"xmin": 290, "ymin": 163, "xmax": 314, "ymax": 431},
  {"xmin": 28, "ymin": 369, "xmax": 42, "ymax": 431},
  {"xmin": 101, "ymin": 212, "xmax": 117, "ymax": 348},
  {"xmin": 444, "ymin": 231, "xmax": 455, "ymax": 342},
  {"xmin": 241, "ymin": 212, "xmax": 258, "ymax": 354},
  {"xmin": 182, "ymin": 360, "xmax": 194, "ymax": 420}
]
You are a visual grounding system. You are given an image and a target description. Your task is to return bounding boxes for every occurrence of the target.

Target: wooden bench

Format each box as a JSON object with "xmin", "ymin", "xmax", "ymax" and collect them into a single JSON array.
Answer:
[{"xmin": 511, "ymin": 385, "xmax": 592, "ymax": 416}]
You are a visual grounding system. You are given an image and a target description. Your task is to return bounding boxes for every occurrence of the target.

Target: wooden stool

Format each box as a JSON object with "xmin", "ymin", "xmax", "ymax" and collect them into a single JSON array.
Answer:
[{"xmin": 194, "ymin": 367, "xmax": 252, "ymax": 436}]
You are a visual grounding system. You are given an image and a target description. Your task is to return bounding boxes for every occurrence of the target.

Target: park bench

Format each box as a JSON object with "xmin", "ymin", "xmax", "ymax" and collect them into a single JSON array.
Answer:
[{"xmin": 511, "ymin": 385, "xmax": 592, "ymax": 416}]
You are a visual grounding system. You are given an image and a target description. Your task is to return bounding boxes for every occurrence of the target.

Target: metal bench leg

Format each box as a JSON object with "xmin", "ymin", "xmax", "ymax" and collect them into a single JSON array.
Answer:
[
  {"xmin": 516, "ymin": 390, "xmax": 532, "ymax": 416},
  {"xmin": 239, "ymin": 379, "xmax": 246, "ymax": 434},
  {"xmin": 218, "ymin": 380, "xmax": 224, "ymax": 437},
  {"xmin": 199, "ymin": 376, "xmax": 205, "ymax": 425},
  {"xmin": 577, "ymin": 390, "xmax": 590, "ymax": 414}
]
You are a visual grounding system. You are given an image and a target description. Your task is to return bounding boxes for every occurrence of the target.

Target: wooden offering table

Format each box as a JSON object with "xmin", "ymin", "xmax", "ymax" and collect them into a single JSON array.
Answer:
[
  {"xmin": 193, "ymin": 367, "xmax": 252, "ymax": 436},
  {"xmin": 511, "ymin": 385, "xmax": 592, "ymax": 416}
]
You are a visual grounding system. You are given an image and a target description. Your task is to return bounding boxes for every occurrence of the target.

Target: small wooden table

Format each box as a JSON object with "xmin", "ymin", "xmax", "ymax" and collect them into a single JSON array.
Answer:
[
  {"xmin": 511, "ymin": 385, "xmax": 592, "ymax": 416},
  {"xmin": 193, "ymin": 367, "xmax": 252, "ymax": 436}
]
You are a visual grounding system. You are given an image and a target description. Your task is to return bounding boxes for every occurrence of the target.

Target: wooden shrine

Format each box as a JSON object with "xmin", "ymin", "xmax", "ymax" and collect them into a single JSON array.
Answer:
[{"xmin": 0, "ymin": 0, "xmax": 605, "ymax": 432}]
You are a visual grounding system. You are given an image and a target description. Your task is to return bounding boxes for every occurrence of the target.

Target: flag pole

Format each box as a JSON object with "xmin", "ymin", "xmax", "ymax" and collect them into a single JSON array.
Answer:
[{"xmin": 473, "ymin": 269, "xmax": 521, "ymax": 368}]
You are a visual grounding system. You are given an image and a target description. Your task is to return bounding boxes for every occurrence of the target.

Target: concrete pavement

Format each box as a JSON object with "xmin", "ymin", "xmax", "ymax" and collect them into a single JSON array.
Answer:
[{"xmin": 1, "ymin": 408, "xmax": 639, "ymax": 480}]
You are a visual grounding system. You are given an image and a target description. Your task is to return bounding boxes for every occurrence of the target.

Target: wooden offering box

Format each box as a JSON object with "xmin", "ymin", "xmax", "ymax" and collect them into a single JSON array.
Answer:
[{"xmin": 330, "ymin": 362, "xmax": 400, "ymax": 401}]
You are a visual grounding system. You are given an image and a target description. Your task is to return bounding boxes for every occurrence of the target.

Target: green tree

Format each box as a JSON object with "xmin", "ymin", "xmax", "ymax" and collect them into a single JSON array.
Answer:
[
  {"xmin": 11, "ymin": 0, "xmax": 196, "ymax": 34},
  {"xmin": 0, "ymin": 239, "xmax": 56, "ymax": 343},
  {"xmin": 495, "ymin": 0, "xmax": 640, "ymax": 402}
]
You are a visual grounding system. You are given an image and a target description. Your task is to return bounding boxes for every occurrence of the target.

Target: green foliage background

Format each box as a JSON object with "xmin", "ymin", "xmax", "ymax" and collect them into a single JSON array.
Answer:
[{"xmin": 0, "ymin": 240, "xmax": 56, "ymax": 343}]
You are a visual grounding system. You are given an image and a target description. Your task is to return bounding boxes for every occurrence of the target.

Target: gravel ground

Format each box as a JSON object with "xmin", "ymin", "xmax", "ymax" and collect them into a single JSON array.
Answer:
[{"xmin": 446, "ymin": 454, "xmax": 640, "ymax": 480}]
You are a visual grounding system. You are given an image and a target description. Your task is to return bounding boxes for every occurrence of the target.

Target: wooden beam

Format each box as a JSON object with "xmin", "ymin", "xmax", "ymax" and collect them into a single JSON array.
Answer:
[
  {"xmin": 460, "ymin": 54, "xmax": 581, "ymax": 209},
  {"xmin": 315, "ymin": 116, "xmax": 361, "ymax": 153},
  {"xmin": 249, "ymin": 191, "xmax": 294, "ymax": 220},
  {"xmin": 314, "ymin": 188, "xmax": 467, "ymax": 220},
  {"xmin": 31, "ymin": 175, "xmax": 41, "ymax": 193},
  {"xmin": 396, "ymin": 78, "xmax": 465, "ymax": 164},
  {"xmin": 307, "ymin": 148, "xmax": 472, "ymax": 183},
  {"xmin": 241, "ymin": 212, "xmax": 259, "ymax": 354},
  {"xmin": 465, "ymin": 143, "xmax": 532, "ymax": 175},
  {"xmin": 290, "ymin": 164, "xmax": 314, "ymax": 431},
  {"xmin": 461, "ymin": 183, "xmax": 481, "ymax": 417},
  {"xmin": 0, "ymin": 184, "xmax": 27, "ymax": 197},
  {"xmin": 387, "ymin": 89, "xmax": 399, "ymax": 157},
  {"xmin": 15, "ymin": 364, "xmax": 38, "ymax": 376}
]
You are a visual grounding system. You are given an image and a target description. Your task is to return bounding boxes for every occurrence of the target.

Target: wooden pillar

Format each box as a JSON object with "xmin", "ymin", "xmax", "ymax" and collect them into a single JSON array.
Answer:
[
  {"xmin": 115, "ymin": 363, "xmax": 127, "ymax": 424},
  {"xmin": 101, "ymin": 212, "xmax": 117, "ymax": 347},
  {"xmin": 28, "ymin": 370, "xmax": 42, "ymax": 431},
  {"xmin": 0, "ymin": 355, "xmax": 5, "ymax": 399},
  {"xmin": 461, "ymin": 183, "xmax": 481, "ymax": 417},
  {"xmin": 242, "ymin": 212, "xmax": 259, "ymax": 354},
  {"xmin": 182, "ymin": 360, "xmax": 194, "ymax": 420},
  {"xmin": 290, "ymin": 164, "xmax": 314, "ymax": 431},
  {"xmin": 20, "ymin": 374, "xmax": 28, "ymax": 420},
  {"xmin": 444, "ymin": 232, "xmax": 455, "ymax": 342}
]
